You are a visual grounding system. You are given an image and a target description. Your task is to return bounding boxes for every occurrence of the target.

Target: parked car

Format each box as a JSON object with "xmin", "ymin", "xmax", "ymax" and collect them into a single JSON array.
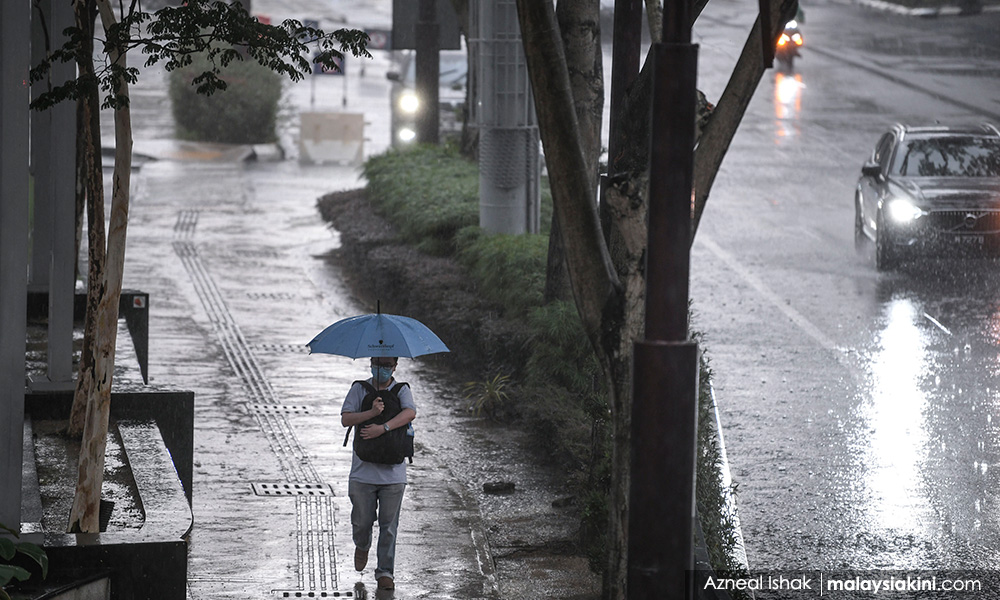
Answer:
[
  {"xmin": 854, "ymin": 123, "xmax": 1000, "ymax": 271},
  {"xmin": 386, "ymin": 49, "xmax": 467, "ymax": 147}
]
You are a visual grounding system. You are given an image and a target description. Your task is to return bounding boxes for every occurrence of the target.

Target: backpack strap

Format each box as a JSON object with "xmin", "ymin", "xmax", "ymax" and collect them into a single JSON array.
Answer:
[
  {"xmin": 343, "ymin": 380, "xmax": 376, "ymax": 447},
  {"xmin": 342, "ymin": 380, "xmax": 410, "ymax": 447}
]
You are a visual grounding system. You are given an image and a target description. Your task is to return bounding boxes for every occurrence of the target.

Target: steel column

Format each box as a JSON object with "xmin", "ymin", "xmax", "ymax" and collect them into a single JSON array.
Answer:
[
  {"xmin": 628, "ymin": 0, "xmax": 700, "ymax": 596},
  {"xmin": 415, "ymin": 0, "xmax": 440, "ymax": 144}
]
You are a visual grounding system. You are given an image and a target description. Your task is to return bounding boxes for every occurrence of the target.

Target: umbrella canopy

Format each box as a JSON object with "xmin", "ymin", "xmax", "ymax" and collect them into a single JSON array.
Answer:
[{"xmin": 307, "ymin": 312, "xmax": 450, "ymax": 358}]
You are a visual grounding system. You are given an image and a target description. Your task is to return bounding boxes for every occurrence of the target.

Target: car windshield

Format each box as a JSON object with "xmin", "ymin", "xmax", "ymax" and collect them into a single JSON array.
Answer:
[
  {"xmin": 890, "ymin": 135, "xmax": 1000, "ymax": 177},
  {"xmin": 402, "ymin": 53, "xmax": 467, "ymax": 89}
]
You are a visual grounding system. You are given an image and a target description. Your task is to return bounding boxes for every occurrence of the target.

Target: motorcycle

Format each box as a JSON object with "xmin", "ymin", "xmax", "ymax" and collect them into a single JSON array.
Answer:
[{"xmin": 775, "ymin": 20, "xmax": 804, "ymax": 72}]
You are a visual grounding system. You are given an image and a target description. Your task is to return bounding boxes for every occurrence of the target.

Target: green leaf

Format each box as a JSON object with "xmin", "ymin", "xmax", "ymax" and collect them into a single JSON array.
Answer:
[
  {"xmin": 16, "ymin": 543, "xmax": 49, "ymax": 579},
  {"xmin": 0, "ymin": 563, "xmax": 31, "ymax": 586},
  {"xmin": 0, "ymin": 538, "xmax": 14, "ymax": 561}
]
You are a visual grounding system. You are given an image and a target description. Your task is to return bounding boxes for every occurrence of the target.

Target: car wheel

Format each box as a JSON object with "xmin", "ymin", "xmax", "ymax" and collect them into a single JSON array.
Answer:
[
  {"xmin": 875, "ymin": 210, "xmax": 896, "ymax": 272},
  {"xmin": 854, "ymin": 194, "xmax": 867, "ymax": 253}
]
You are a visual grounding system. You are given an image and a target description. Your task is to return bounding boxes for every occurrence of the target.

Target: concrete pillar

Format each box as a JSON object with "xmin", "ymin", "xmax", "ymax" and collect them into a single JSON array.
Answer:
[
  {"xmin": 1, "ymin": 0, "xmax": 32, "ymax": 532},
  {"xmin": 31, "ymin": 0, "xmax": 78, "ymax": 388},
  {"xmin": 30, "ymin": 0, "xmax": 53, "ymax": 289},
  {"xmin": 474, "ymin": 0, "xmax": 540, "ymax": 235}
]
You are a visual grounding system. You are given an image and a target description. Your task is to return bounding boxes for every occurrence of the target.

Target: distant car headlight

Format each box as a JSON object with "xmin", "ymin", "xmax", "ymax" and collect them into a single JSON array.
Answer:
[
  {"xmin": 398, "ymin": 92, "xmax": 419, "ymax": 114},
  {"xmin": 398, "ymin": 127, "xmax": 416, "ymax": 143},
  {"xmin": 886, "ymin": 198, "xmax": 924, "ymax": 224}
]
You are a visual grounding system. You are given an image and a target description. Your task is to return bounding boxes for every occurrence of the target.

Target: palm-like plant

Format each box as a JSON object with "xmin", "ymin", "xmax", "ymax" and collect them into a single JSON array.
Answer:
[{"xmin": 464, "ymin": 373, "xmax": 511, "ymax": 421}]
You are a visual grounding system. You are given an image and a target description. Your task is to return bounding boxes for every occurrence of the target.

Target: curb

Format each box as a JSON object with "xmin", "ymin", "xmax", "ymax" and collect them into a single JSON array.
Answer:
[{"xmin": 709, "ymin": 384, "xmax": 751, "ymax": 574}]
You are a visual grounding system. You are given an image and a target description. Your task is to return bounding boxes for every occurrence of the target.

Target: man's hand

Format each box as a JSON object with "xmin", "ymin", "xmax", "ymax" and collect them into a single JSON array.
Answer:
[
  {"xmin": 360, "ymin": 423, "xmax": 386, "ymax": 439},
  {"xmin": 370, "ymin": 398, "xmax": 384, "ymax": 416}
]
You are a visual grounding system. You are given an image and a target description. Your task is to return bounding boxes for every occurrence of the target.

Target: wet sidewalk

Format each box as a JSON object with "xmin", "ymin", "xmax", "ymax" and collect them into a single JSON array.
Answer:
[
  {"xmin": 114, "ymin": 154, "xmax": 500, "ymax": 600},
  {"xmin": 100, "ymin": 1, "xmax": 501, "ymax": 594}
]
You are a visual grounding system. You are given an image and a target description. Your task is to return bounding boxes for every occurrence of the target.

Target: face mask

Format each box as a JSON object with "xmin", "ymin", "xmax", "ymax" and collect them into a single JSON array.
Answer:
[{"xmin": 371, "ymin": 365, "xmax": 394, "ymax": 383}]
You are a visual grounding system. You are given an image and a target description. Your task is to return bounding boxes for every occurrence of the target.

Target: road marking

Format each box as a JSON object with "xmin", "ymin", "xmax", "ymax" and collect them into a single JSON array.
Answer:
[
  {"xmin": 922, "ymin": 312, "xmax": 952, "ymax": 336},
  {"xmin": 698, "ymin": 235, "xmax": 840, "ymax": 353}
]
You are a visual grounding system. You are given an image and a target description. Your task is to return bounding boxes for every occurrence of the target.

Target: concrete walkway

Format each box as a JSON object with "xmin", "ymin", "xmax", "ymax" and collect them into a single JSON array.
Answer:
[
  {"xmin": 112, "ymin": 153, "xmax": 500, "ymax": 600},
  {"xmin": 98, "ymin": 1, "xmax": 504, "ymax": 593}
]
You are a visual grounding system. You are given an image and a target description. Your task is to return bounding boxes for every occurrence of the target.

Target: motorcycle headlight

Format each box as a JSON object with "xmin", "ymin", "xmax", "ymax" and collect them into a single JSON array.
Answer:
[
  {"xmin": 778, "ymin": 33, "xmax": 790, "ymax": 46},
  {"xmin": 886, "ymin": 198, "xmax": 924, "ymax": 224},
  {"xmin": 792, "ymin": 32, "xmax": 803, "ymax": 46},
  {"xmin": 398, "ymin": 92, "xmax": 419, "ymax": 114}
]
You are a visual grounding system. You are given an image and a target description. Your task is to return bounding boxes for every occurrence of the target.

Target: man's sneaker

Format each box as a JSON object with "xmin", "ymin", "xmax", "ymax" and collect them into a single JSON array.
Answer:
[
  {"xmin": 354, "ymin": 548, "xmax": 368, "ymax": 572},
  {"xmin": 377, "ymin": 576, "xmax": 395, "ymax": 590}
]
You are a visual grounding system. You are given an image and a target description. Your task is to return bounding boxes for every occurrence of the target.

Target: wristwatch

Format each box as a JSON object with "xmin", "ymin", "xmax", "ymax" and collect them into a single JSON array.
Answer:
[{"xmin": 383, "ymin": 424, "xmax": 391, "ymax": 433}]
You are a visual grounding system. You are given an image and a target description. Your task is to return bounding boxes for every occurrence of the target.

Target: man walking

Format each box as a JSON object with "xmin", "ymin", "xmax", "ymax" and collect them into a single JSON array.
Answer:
[{"xmin": 340, "ymin": 356, "xmax": 416, "ymax": 591}]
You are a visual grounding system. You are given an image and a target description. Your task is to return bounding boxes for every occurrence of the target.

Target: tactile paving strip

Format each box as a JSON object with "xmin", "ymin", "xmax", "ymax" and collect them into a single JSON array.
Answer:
[{"xmin": 252, "ymin": 482, "xmax": 333, "ymax": 497}]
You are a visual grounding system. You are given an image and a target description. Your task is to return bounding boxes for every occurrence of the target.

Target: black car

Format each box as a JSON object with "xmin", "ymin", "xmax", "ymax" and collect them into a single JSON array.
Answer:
[
  {"xmin": 386, "ymin": 49, "xmax": 467, "ymax": 147},
  {"xmin": 854, "ymin": 123, "xmax": 1000, "ymax": 270}
]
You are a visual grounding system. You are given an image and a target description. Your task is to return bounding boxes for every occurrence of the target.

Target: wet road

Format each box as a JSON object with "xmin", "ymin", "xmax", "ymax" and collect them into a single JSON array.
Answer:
[{"xmin": 688, "ymin": 0, "xmax": 1000, "ymax": 571}]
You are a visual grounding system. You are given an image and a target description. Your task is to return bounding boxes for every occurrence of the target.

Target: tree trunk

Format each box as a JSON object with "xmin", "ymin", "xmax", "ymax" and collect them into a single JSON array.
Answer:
[
  {"xmin": 598, "ymin": 170, "xmax": 650, "ymax": 600},
  {"xmin": 692, "ymin": 11, "xmax": 783, "ymax": 238},
  {"xmin": 514, "ymin": 0, "xmax": 620, "ymax": 344},
  {"xmin": 68, "ymin": 0, "xmax": 133, "ymax": 533},
  {"xmin": 544, "ymin": 0, "xmax": 604, "ymax": 304},
  {"xmin": 518, "ymin": 0, "xmax": 796, "ymax": 595},
  {"xmin": 68, "ymin": 0, "xmax": 103, "ymax": 438}
]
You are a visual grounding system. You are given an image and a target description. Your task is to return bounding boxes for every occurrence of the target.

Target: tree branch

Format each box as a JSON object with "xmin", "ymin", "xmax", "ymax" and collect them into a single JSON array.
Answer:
[{"xmin": 515, "ymin": 0, "xmax": 621, "ymax": 344}]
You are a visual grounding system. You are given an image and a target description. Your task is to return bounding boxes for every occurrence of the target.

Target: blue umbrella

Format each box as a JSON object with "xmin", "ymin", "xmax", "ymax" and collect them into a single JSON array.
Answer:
[{"xmin": 307, "ymin": 309, "xmax": 449, "ymax": 358}]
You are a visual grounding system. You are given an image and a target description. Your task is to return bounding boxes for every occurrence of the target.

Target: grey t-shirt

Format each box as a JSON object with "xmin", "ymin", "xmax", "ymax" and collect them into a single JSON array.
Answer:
[{"xmin": 341, "ymin": 378, "xmax": 416, "ymax": 485}]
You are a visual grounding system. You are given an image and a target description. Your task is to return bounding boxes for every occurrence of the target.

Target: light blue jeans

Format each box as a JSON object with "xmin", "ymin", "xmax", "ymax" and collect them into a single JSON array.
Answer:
[{"xmin": 348, "ymin": 480, "xmax": 406, "ymax": 580}]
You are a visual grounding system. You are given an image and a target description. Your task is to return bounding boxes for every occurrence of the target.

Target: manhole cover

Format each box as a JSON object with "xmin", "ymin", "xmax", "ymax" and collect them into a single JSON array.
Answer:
[{"xmin": 252, "ymin": 482, "xmax": 333, "ymax": 497}]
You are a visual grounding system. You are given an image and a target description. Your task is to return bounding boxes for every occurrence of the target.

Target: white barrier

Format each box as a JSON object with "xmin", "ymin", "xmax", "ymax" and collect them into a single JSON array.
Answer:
[{"xmin": 299, "ymin": 112, "xmax": 365, "ymax": 165}]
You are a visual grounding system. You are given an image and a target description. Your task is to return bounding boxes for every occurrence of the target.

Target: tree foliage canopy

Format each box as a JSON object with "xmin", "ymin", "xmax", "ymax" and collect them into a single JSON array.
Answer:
[{"xmin": 29, "ymin": 0, "xmax": 370, "ymax": 111}]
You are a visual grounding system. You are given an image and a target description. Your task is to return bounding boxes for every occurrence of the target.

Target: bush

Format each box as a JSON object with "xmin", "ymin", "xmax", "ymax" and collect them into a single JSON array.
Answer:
[
  {"xmin": 169, "ymin": 53, "xmax": 283, "ymax": 143},
  {"xmin": 459, "ymin": 230, "xmax": 547, "ymax": 314},
  {"xmin": 364, "ymin": 145, "xmax": 480, "ymax": 254}
]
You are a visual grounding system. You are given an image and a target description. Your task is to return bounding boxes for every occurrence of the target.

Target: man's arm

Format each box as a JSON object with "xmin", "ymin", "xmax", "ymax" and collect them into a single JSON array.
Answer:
[
  {"xmin": 358, "ymin": 408, "xmax": 415, "ymax": 439},
  {"xmin": 342, "ymin": 403, "xmax": 382, "ymax": 428}
]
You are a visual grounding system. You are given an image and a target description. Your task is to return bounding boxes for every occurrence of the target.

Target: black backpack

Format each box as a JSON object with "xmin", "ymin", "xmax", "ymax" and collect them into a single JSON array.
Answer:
[{"xmin": 342, "ymin": 380, "xmax": 414, "ymax": 465}]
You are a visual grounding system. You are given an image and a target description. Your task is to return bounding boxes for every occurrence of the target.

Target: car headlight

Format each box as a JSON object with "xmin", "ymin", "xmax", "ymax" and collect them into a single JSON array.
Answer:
[
  {"xmin": 886, "ymin": 198, "xmax": 924, "ymax": 224},
  {"xmin": 398, "ymin": 92, "xmax": 419, "ymax": 114},
  {"xmin": 398, "ymin": 127, "xmax": 416, "ymax": 143}
]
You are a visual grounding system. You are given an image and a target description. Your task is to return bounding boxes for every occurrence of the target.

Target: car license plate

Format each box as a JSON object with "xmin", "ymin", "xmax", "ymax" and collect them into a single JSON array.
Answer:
[{"xmin": 955, "ymin": 235, "xmax": 985, "ymax": 245}]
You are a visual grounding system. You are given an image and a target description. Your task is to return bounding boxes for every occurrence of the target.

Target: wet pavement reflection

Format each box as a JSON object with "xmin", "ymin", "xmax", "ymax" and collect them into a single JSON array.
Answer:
[{"xmin": 857, "ymin": 262, "xmax": 1000, "ymax": 566}]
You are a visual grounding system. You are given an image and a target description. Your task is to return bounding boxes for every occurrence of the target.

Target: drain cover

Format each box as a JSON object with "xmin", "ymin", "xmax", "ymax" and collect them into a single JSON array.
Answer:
[
  {"xmin": 251, "ymin": 343, "xmax": 311, "ymax": 354},
  {"xmin": 273, "ymin": 591, "xmax": 354, "ymax": 598},
  {"xmin": 248, "ymin": 403, "xmax": 311, "ymax": 414},
  {"xmin": 252, "ymin": 482, "xmax": 333, "ymax": 497}
]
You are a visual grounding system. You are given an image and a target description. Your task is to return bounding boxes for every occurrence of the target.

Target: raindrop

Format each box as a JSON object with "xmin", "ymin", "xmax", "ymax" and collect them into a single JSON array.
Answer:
[{"xmin": 964, "ymin": 343, "xmax": 972, "ymax": 353}]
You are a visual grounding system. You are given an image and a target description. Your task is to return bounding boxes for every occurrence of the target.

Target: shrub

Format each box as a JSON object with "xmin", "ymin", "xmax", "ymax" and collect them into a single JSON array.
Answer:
[
  {"xmin": 364, "ymin": 145, "xmax": 480, "ymax": 254},
  {"xmin": 169, "ymin": 52, "xmax": 283, "ymax": 143},
  {"xmin": 459, "ymin": 231, "xmax": 547, "ymax": 315}
]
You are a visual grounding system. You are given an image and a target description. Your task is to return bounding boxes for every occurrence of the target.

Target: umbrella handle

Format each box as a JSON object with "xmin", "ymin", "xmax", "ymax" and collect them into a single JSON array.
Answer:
[{"xmin": 343, "ymin": 426, "xmax": 353, "ymax": 447}]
